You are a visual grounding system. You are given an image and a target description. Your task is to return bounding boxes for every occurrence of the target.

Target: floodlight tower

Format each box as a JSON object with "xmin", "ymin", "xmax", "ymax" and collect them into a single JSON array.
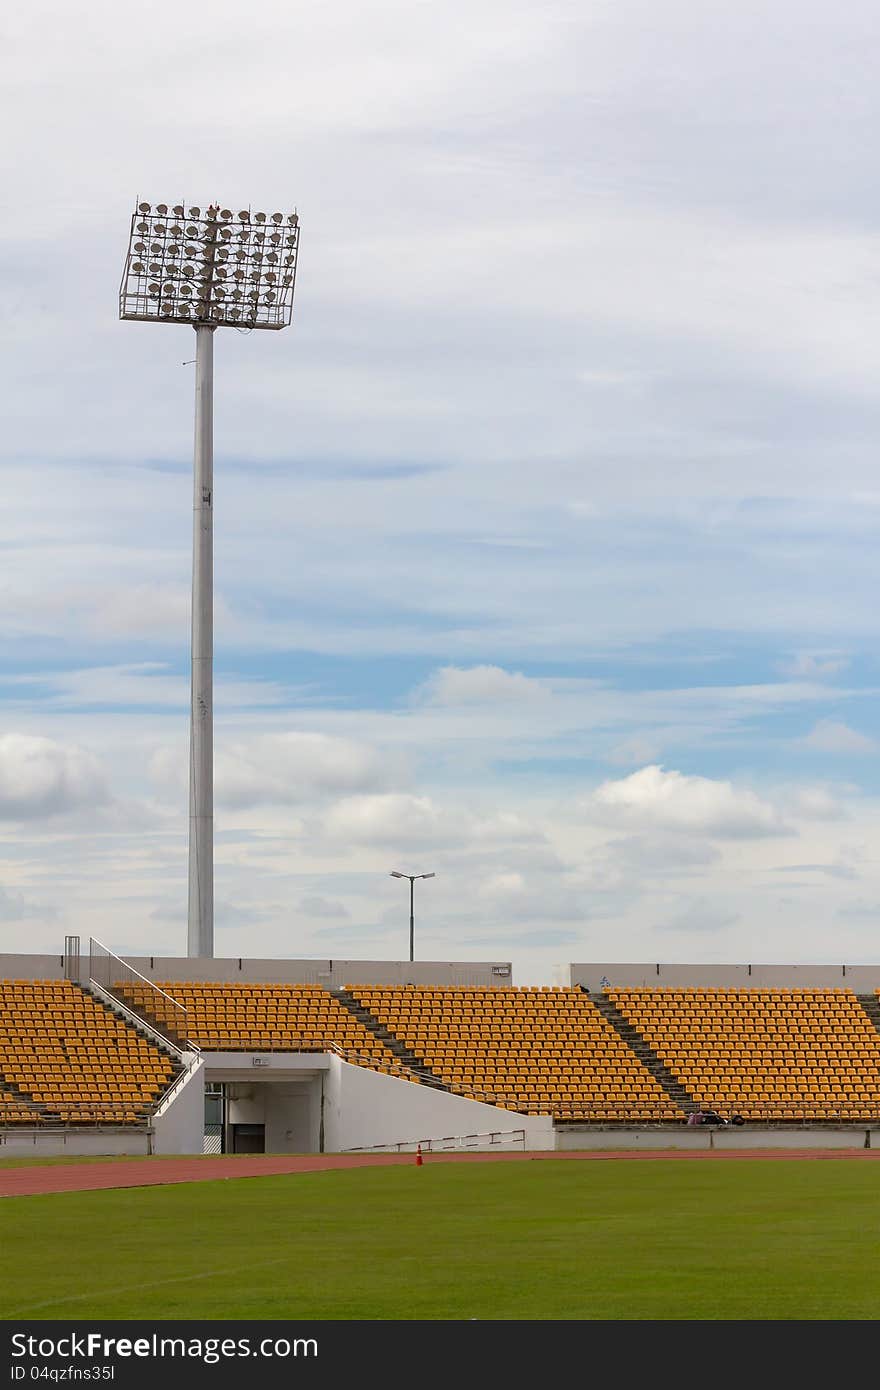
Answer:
[{"xmin": 119, "ymin": 200, "xmax": 300, "ymax": 957}]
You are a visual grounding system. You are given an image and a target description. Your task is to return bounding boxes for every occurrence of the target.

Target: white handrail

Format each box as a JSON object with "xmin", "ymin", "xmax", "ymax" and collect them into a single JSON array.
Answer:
[
  {"xmin": 88, "ymin": 978, "xmax": 195, "ymax": 1063},
  {"xmin": 151, "ymin": 1052, "xmax": 204, "ymax": 1120},
  {"xmin": 90, "ymin": 938, "xmax": 190, "ymax": 1015}
]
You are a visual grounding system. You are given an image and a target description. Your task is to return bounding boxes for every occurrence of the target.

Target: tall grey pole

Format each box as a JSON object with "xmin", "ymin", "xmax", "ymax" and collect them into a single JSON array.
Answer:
[
  {"xmin": 188, "ymin": 323, "xmax": 214, "ymax": 957},
  {"xmin": 409, "ymin": 877, "xmax": 415, "ymax": 963}
]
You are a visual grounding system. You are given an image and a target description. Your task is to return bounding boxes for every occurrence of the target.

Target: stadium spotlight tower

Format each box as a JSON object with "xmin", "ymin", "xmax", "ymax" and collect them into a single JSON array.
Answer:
[{"xmin": 119, "ymin": 200, "xmax": 300, "ymax": 958}]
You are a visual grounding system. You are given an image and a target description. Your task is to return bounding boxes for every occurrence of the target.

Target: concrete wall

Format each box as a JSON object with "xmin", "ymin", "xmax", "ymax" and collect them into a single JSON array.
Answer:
[
  {"xmin": 6, "ymin": 952, "xmax": 878, "ymax": 991},
  {"xmin": 205, "ymin": 1053, "xmax": 325, "ymax": 1153},
  {"xmin": 123, "ymin": 957, "xmax": 512, "ymax": 988},
  {"xmin": 567, "ymin": 962, "xmax": 880, "ymax": 991},
  {"xmin": 223, "ymin": 1077, "xmax": 322, "ymax": 1153},
  {"xmin": 0, "ymin": 954, "xmax": 512, "ymax": 989},
  {"xmin": 265, "ymin": 1083, "xmax": 321, "ymax": 1153},
  {"xmin": 0, "ymin": 1130, "xmax": 151, "ymax": 1157},
  {"xmin": 0, "ymin": 954, "xmax": 68, "ymax": 981},
  {"xmin": 555, "ymin": 1125, "xmax": 876, "ymax": 1151},
  {"xmin": 151, "ymin": 1054, "xmax": 205, "ymax": 1156},
  {"xmin": 201, "ymin": 1051, "xmax": 329, "ymax": 1079},
  {"xmin": 322, "ymin": 1055, "xmax": 554, "ymax": 1152}
]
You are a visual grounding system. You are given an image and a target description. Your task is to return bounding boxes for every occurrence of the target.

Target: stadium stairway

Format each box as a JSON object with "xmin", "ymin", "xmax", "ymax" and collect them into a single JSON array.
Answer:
[
  {"xmin": 78, "ymin": 983, "xmax": 187, "ymax": 1089},
  {"xmin": 585, "ymin": 987, "xmax": 696, "ymax": 1114},
  {"xmin": 858, "ymin": 993, "xmax": 880, "ymax": 1035},
  {"xmin": 100, "ymin": 988, "xmax": 187, "ymax": 1051},
  {"xmin": 0, "ymin": 979, "xmax": 183, "ymax": 1127},
  {"xmin": 333, "ymin": 989, "xmax": 451, "ymax": 1089}
]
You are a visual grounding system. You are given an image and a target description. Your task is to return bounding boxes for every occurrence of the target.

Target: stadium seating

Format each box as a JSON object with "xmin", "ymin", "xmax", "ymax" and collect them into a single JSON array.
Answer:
[
  {"xmin": 608, "ymin": 986, "xmax": 880, "ymax": 1122},
  {"xmin": 0, "ymin": 979, "xmax": 176, "ymax": 1125},
  {"xmin": 3, "ymin": 976, "xmax": 878, "ymax": 1134},
  {"xmin": 346, "ymin": 984, "xmax": 684, "ymax": 1121},
  {"xmin": 116, "ymin": 980, "xmax": 413, "ymax": 1080}
]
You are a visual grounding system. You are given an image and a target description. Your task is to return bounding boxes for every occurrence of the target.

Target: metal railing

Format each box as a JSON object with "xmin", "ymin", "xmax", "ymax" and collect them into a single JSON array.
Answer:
[
  {"xmin": 89, "ymin": 938, "xmax": 190, "ymax": 1047},
  {"xmin": 344, "ymin": 1128, "xmax": 528, "ymax": 1153},
  {"xmin": 0, "ymin": 1100, "xmax": 151, "ymax": 1129},
  {"xmin": 88, "ymin": 977, "xmax": 195, "ymax": 1068},
  {"xmin": 553, "ymin": 1100, "xmax": 880, "ymax": 1126}
]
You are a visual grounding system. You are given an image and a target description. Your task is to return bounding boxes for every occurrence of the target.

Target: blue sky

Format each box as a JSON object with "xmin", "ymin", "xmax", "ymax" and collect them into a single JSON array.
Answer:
[{"xmin": 2, "ymin": 0, "xmax": 880, "ymax": 981}]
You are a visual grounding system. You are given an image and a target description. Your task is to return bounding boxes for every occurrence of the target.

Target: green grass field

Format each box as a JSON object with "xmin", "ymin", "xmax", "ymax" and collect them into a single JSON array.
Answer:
[{"xmin": 2, "ymin": 1159, "xmax": 879, "ymax": 1320}]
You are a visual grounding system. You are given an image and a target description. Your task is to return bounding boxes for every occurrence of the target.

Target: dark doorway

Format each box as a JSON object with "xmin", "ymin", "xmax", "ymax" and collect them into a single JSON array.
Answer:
[
  {"xmin": 232, "ymin": 1123, "xmax": 265, "ymax": 1154},
  {"xmin": 204, "ymin": 1085, "xmax": 225, "ymax": 1154}
]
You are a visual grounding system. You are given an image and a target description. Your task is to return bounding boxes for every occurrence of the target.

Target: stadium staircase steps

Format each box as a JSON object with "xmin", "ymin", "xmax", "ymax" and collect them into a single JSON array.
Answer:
[
  {"xmin": 78, "ymin": 983, "xmax": 186, "ymax": 1090},
  {"xmin": 856, "ymin": 993, "xmax": 880, "ymax": 1036},
  {"xmin": 332, "ymin": 990, "xmax": 451, "ymax": 1089},
  {"xmin": 97, "ymin": 990, "xmax": 187, "ymax": 1052},
  {"xmin": 584, "ymin": 988, "xmax": 696, "ymax": 1113}
]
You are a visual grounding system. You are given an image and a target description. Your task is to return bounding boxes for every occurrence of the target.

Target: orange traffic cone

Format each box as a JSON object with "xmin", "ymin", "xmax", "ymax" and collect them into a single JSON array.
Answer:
[{"xmin": 415, "ymin": 1144, "xmax": 423, "ymax": 1166}]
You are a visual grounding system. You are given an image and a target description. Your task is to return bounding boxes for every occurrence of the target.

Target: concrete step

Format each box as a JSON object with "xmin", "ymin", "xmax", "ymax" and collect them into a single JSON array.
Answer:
[
  {"xmin": 79, "ymin": 981, "xmax": 185, "ymax": 1057},
  {"xmin": 584, "ymin": 988, "xmax": 695, "ymax": 1110},
  {"xmin": 332, "ymin": 989, "xmax": 450, "ymax": 1088},
  {"xmin": 856, "ymin": 994, "xmax": 880, "ymax": 1035}
]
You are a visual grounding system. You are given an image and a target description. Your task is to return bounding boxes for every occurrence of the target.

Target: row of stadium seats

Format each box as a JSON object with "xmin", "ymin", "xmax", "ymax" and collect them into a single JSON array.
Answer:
[
  {"xmin": 0, "ymin": 980, "xmax": 177, "ymax": 1125},
  {"xmin": 2, "ymin": 979, "xmax": 879, "ymax": 1128},
  {"xmin": 115, "ymin": 980, "xmax": 414, "ymax": 1080},
  {"xmin": 347, "ymin": 985, "xmax": 679, "ymax": 1120},
  {"xmin": 607, "ymin": 987, "xmax": 880, "ymax": 1122}
]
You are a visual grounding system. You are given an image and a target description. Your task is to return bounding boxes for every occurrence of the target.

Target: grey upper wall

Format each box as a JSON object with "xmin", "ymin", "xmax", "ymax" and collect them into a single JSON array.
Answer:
[
  {"xmin": 0, "ymin": 954, "xmax": 513, "ymax": 989},
  {"xmin": 3, "ymin": 952, "xmax": 880, "ymax": 991},
  {"xmin": 566, "ymin": 962, "xmax": 880, "ymax": 991}
]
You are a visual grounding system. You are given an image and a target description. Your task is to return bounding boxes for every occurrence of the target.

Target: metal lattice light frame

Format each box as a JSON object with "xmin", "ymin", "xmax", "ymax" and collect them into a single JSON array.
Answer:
[{"xmin": 119, "ymin": 200, "xmax": 300, "ymax": 330}]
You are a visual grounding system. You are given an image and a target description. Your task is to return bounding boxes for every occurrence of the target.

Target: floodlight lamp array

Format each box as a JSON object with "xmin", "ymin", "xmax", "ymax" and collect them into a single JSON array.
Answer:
[{"xmin": 119, "ymin": 201, "xmax": 300, "ymax": 329}]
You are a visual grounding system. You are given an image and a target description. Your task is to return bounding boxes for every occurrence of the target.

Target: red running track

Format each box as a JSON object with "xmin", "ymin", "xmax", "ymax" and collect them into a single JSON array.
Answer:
[{"xmin": 1, "ymin": 1146, "xmax": 879, "ymax": 1197}]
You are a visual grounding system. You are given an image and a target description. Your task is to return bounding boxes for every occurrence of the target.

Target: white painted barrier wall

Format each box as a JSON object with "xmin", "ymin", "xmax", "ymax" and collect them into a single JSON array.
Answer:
[
  {"xmin": 0, "ymin": 1131, "xmax": 151, "ymax": 1157},
  {"xmin": 322, "ymin": 1056, "xmax": 554, "ymax": 1152},
  {"xmin": 151, "ymin": 1054, "xmax": 205, "ymax": 1155},
  {"xmin": 554, "ymin": 1126, "xmax": 875, "ymax": 1151}
]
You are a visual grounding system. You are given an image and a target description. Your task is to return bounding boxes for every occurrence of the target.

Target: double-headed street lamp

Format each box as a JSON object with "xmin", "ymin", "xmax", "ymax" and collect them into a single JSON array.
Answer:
[
  {"xmin": 119, "ymin": 199, "xmax": 300, "ymax": 959},
  {"xmin": 390, "ymin": 871, "xmax": 436, "ymax": 963}
]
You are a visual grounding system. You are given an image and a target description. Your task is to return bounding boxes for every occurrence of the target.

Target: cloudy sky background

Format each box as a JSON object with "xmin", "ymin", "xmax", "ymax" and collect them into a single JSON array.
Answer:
[{"xmin": 2, "ymin": 0, "xmax": 880, "ymax": 982}]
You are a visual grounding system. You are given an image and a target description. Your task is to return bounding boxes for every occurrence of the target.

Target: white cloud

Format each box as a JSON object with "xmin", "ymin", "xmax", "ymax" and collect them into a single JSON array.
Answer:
[
  {"xmin": 474, "ymin": 868, "xmax": 584, "ymax": 923},
  {"xmin": 319, "ymin": 792, "xmax": 545, "ymax": 854},
  {"xmin": 321, "ymin": 793, "xmax": 456, "ymax": 849},
  {"xmin": 0, "ymin": 734, "xmax": 109, "ymax": 820},
  {"xmin": 656, "ymin": 899, "xmax": 740, "ymax": 934},
  {"xmin": 790, "ymin": 787, "xmax": 849, "ymax": 821},
  {"xmin": 188, "ymin": 733, "xmax": 399, "ymax": 809},
  {"xmin": 0, "ymin": 884, "xmax": 54, "ymax": 922},
  {"xmin": 777, "ymin": 652, "xmax": 850, "ymax": 680},
  {"xmin": 803, "ymin": 720, "xmax": 877, "ymax": 754},
  {"xmin": 591, "ymin": 765, "xmax": 788, "ymax": 838},
  {"xmin": 298, "ymin": 895, "xmax": 349, "ymax": 919},
  {"xmin": 478, "ymin": 871, "xmax": 526, "ymax": 900},
  {"xmin": 415, "ymin": 665, "xmax": 548, "ymax": 707},
  {"xmin": 605, "ymin": 735, "xmax": 662, "ymax": 767}
]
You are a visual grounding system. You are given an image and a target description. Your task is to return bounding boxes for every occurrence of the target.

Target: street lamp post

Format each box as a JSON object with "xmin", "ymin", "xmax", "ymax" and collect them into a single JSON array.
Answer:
[
  {"xmin": 119, "ymin": 199, "xmax": 300, "ymax": 958},
  {"xmin": 390, "ymin": 871, "xmax": 436, "ymax": 963}
]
